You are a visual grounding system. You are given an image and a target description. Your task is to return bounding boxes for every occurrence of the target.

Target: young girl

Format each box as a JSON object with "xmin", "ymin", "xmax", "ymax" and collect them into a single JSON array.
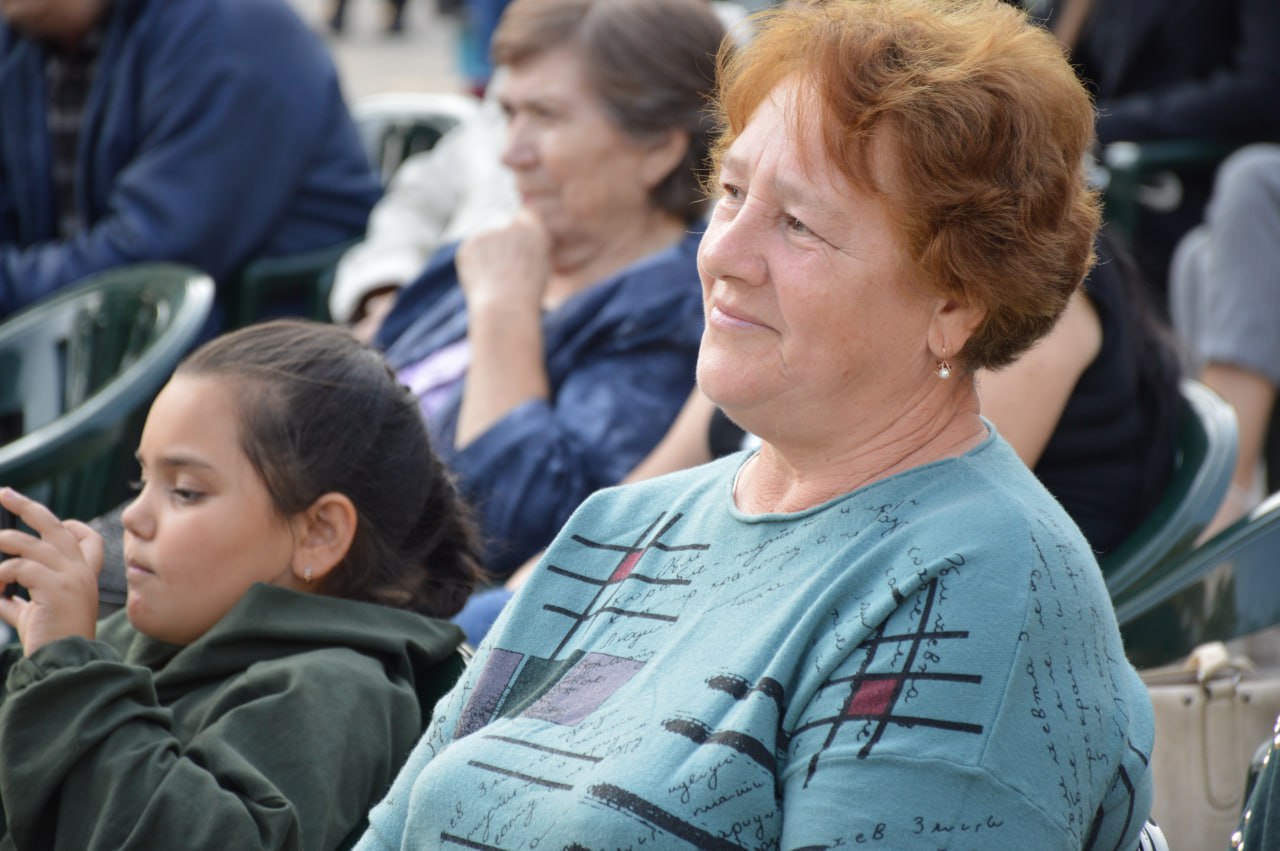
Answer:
[{"xmin": 0, "ymin": 320, "xmax": 483, "ymax": 849}]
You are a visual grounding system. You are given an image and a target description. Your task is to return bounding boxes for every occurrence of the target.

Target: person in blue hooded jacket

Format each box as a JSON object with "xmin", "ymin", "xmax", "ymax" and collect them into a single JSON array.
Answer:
[
  {"xmin": 373, "ymin": 0, "xmax": 727, "ymax": 578},
  {"xmin": 0, "ymin": 0, "xmax": 381, "ymax": 319}
]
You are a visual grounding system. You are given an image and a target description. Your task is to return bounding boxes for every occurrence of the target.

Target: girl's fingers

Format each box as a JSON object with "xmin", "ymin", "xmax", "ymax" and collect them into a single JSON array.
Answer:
[
  {"xmin": 0, "ymin": 527, "xmax": 73, "ymax": 574},
  {"xmin": 0, "ymin": 594, "xmax": 28, "ymax": 630},
  {"xmin": 0, "ymin": 557, "xmax": 53, "ymax": 597},
  {"xmin": 64, "ymin": 520, "xmax": 105, "ymax": 577},
  {"xmin": 0, "ymin": 528, "xmax": 53, "ymax": 563},
  {"xmin": 0, "ymin": 488, "xmax": 84, "ymax": 560}
]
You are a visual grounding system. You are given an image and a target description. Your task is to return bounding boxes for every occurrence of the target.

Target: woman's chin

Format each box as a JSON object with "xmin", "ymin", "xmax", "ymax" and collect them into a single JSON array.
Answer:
[{"xmin": 697, "ymin": 362, "xmax": 770, "ymax": 417}]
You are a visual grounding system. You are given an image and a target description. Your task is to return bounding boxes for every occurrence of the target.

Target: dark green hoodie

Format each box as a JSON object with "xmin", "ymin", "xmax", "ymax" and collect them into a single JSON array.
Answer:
[{"xmin": 0, "ymin": 583, "xmax": 465, "ymax": 850}]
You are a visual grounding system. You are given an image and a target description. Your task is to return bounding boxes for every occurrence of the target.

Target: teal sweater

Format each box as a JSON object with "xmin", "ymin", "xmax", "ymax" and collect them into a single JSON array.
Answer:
[
  {"xmin": 360, "ymin": 431, "xmax": 1154, "ymax": 850},
  {"xmin": 0, "ymin": 583, "xmax": 466, "ymax": 850}
]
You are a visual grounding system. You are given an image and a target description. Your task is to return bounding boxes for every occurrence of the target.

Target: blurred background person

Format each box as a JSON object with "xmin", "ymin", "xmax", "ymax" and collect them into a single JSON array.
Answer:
[
  {"xmin": 1171, "ymin": 144, "xmax": 1280, "ymax": 532},
  {"xmin": 0, "ymin": 0, "xmax": 380, "ymax": 321},
  {"xmin": 1025, "ymin": 0, "xmax": 1280, "ymax": 296},
  {"xmin": 370, "ymin": 0, "xmax": 727, "ymax": 577},
  {"xmin": 328, "ymin": 0, "xmax": 754, "ymax": 341}
]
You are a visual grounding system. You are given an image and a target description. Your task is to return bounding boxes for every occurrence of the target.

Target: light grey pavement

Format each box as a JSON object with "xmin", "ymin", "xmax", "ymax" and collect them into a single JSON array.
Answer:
[{"xmin": 288, "ymin": 0, "xmax": 467, "ymax": 100}]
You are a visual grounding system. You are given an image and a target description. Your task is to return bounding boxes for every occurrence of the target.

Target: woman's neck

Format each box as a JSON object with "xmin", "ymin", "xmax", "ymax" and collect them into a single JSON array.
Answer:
[
  {"xmin": 733, "ymin": 383, "xmax": 988, "ymax": 515},
  {"xmin": 542, "ymin": 211, "xmax": 689, "ymax": 309}
]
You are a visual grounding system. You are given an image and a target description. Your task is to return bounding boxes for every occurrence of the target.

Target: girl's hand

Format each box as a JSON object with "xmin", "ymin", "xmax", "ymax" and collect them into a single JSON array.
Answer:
[{"xmin": 0, "ymin": 488, "xmax": 103, "ymax": 656}]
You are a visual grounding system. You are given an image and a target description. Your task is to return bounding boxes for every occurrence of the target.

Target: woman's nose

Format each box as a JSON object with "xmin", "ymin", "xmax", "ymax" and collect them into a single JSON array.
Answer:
[
  {"xmin": 698, "ymin": 202, "xmax": 766, "ymax": 286},
  {"xmin": 500, "ymin": 115, "xmax": 536, "ymax": 170}
]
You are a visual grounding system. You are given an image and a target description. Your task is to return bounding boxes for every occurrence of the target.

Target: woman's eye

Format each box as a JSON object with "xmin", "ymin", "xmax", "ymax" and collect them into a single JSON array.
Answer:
[
  {"xmin": 720, "ymin": 183, "xmax": 743, "ymax": 201},
  {"xmin": 785, "ymin": 214, "xmax": 812, "ymax": 235}
]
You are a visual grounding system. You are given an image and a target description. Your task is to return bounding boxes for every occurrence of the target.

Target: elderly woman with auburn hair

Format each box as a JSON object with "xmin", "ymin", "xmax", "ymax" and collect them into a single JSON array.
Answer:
[{"xmin": 355, "ymin": 2, "xmax": 1154, "ymax": 848}]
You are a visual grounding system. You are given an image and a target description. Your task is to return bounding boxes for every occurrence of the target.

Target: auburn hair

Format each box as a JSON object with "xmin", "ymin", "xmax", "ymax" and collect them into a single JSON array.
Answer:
[{"xmin": 710, "ymin": 0, "xmax": 1101, "ymax": 370}]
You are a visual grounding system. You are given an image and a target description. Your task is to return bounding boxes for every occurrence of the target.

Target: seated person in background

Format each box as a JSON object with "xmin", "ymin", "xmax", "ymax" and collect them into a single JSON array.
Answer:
[
  {"xmin": 0, "ymin": 320, "xmax": 481, "ymax": 849},
  {"xmin": 373, "ymin": 0, "xmax": 727, "ymax": 577},
  {"xmin": 330, "ymin": 1, "xmax": 754, "ymax": 343},
  {"xmin": 357, "ymin": 2, "xmax": 1153, "ymax": 847},
  {"xmin": 0, "ymin": 0, "xmax": 380, "ymax": 319},
  {"xmin": 1031, "ymin": 0, "xmax": 1280, "ymax": 293},
  {"xmin": 1171, "ymin": 143, "xmax": 1280, "ymax": 532}
]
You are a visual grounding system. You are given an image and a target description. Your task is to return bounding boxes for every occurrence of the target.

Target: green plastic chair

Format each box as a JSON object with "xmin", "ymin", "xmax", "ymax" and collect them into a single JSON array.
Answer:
[
  {"xmin": 352, "ymin": 91, "xmax": 479, "ymax": 184},
  {"xmin": 0, "ymin": 264, "xmax": 214, "ymax": 521},
  {"xmin": 223, "ymin": 238, "xmax": 357, "ymax": 328},
  {"xmin": 218, "ymin": 92, "xmax": 484, "ymax": 332},
  {"xmin": 1101, "ymin": 380, "xmax": 1239, "ymax": 608},
  {"xmin": 1117, "ymin": 491, "xmax": 1280, "ymax": 669},
  {"xmin": 1100, "ymin": 138, "xmax": 1243, "ymax": 245}
]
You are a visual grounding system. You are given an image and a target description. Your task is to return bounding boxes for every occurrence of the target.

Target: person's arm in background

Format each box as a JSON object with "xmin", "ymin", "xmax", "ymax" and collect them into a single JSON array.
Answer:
[
  {"xmin": 0, "ymin": 0, "xmax": 368, "ymax": 315},
  {"xmin": 977, "ymin": 288, "xmax": 1101, "ymax": 466},
  {"xmin": 621, "ymin": 386, "xmax": 718, "ymax": 484},
  {"xmin": 1096, "ymin": 0, "xmax": 1280, "ymax": 144}
]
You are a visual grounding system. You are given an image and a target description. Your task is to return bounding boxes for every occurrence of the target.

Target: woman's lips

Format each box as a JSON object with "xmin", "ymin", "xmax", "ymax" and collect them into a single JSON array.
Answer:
[{"xmin": 709, "ymin": 303, "xmax": 767, "ymax": 330}]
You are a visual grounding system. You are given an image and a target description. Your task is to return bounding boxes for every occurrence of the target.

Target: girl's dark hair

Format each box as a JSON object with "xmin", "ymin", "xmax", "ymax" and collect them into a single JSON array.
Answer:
[{"xmin": 177, "ymin": 320, "xmax": 484, "ymax": 618}]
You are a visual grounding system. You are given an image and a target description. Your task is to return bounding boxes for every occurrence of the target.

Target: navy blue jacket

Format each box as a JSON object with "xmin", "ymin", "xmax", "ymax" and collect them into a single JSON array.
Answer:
[
  {"xmin": 377, "ymin": 229, "xmax": 705, "ymax": 577},
  {"xmin": 0, "ymin": 0, "xmax": 381, "ymax": 316}
]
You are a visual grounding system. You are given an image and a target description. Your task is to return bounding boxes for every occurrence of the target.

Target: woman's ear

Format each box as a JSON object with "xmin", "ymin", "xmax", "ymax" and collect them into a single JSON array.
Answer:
[
  {"xmin": 927, "ymin": 296, "xmax": 987, "ymax": 365},
  {"xmin": 639, "ymin": 129, "xmax": 691, "ymax": 192},
  {"xmin": 291, "ymin": 492, "xmax": 358, "ymax": 586}
]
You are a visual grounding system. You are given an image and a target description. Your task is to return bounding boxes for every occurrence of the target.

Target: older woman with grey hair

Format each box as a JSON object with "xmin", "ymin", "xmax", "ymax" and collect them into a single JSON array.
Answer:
[{"xmin": 371, "ymin": 0, "xmax": 727, "ymax": 578}]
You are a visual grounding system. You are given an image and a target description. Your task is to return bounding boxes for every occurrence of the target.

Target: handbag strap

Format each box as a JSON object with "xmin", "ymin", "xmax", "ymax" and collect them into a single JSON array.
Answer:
[
  {"xmin": 1141, "ymin": 641, "xmax": 1256, "ymax": 690},
  {"xmin": 1189, "ymin": 641, "xmax": 1255, "ymax": 684}
]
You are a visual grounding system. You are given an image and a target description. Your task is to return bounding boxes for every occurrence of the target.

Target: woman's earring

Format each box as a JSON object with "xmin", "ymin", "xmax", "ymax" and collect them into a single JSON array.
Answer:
[
  {"xmin": 303, "ymin": 566, "xmax": 314, "ymax": 584},
  {"xmin": 935, "ymin": 348, "xmax": 952, "ymax": 380}
]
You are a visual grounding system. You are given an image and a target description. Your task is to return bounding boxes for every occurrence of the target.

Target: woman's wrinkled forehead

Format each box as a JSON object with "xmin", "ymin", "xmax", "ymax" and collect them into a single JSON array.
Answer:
[{"xmin": 720, "ymin": 75, "xmax": 895, "ymax": 202}]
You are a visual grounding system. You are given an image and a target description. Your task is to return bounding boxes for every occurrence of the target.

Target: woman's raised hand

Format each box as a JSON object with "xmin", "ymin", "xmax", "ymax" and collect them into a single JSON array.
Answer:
[
  {"xmin": 455, "ymin": 209, "xmax": 552, "ymax": 313},
  {"xmin": 0, "ymin": 488, "xmax": 103, "ymax": 655}
]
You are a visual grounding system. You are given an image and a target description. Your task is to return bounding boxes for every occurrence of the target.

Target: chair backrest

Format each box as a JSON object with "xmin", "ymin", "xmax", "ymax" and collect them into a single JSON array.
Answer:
[
  {"xmin": 224, "ymin": 238, "xmax": 357, "ymax": 329},
  {"xmin": 1101, "ymin": 379, "xmax": 1239, "ymax": 607},
  {"xmin": 1101, "ymin": 138, "xmax": 1242, "ymax": 244},
  {"xmin": 352, "ymin": 91, "xmax": 480, "ymax": 184},
  {"xmin": 0, "ymin": 264, "xmax": 214, "ymax": 520},
  {"xmin": 1118, "ymin": 491, "xmax": 1280, "ymax": 669}
]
